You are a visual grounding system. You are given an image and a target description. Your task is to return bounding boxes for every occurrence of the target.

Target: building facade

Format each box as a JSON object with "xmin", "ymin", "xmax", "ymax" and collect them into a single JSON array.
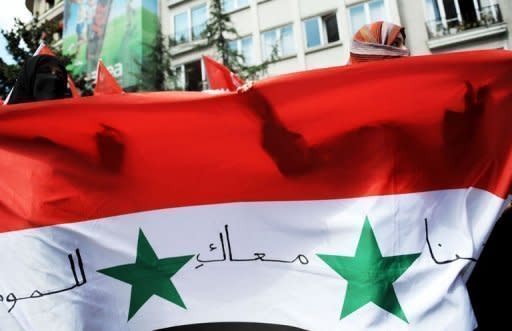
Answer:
[
  {"xmin": 400, "ymin": 0, "xmax": 510, "ymax": 53},
  {"xmin": 26, "ymin": 0, "xmax": 64, "ymax": 22},
  {"xmin": 26, "ymin": 0, "xmax": 510, "ymax": 91},
  {"xmin": 162, "ymin": 0, "xmax": 510, "ymax": 90},
  {"xmin": 25, "ymin": 0, "xmax": 65, "ymax": 43}
]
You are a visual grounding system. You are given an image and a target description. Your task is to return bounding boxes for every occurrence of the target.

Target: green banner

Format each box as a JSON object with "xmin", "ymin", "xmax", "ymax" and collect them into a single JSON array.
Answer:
[{"xmin": 63, "ymin": 0, "xmax": 159, "ymax": 89}]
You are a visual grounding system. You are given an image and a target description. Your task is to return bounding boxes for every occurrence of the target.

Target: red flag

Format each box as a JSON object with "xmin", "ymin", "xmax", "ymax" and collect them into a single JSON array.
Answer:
[
  {"xmin": 67, "ymin": 78, "xmax": 80, "ymax": 98},
  {"xmin": 94, "ymin": 59, "xmax": 124, "ymax": 96},
  {"xmin": 0, "ymin": 50, "xmax": 510, "ymax": 230},
  {"xmin": 0, "ymin": 51, "xmax": 511, "ymax": 330},
  {"xmin": 203, "ymin": 55, "xmax": 244, "ymax": 91},
  {"xmin": 34, "ymin": 43, "xmax": 80, "ymax": 98},
  {"xmin": 34, "ymin": 43, "xmax": 55, "ymax": 56}
]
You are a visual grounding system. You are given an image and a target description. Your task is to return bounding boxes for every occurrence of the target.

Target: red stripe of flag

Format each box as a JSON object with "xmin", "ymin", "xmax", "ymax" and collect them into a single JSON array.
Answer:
[{"xmin": 0, "ymin": 50, "xmax": 510, "ymax": 232}]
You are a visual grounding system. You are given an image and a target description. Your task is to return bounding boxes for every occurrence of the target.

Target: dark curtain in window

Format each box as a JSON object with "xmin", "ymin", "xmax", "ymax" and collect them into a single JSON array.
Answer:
[
  {"xmin": 185, "ymin": 60, "xmax": 203, "ymax": 91},
  {"xmin": 459, "ymin": 0, "xmax": 478, "ymax": 24},
  {"xmin": 324, "ymin": 14, "xmax": 340, "ymax": 43},
  {"xmin": 443, "ymin": 0, "xmax": 458, "ymax": 20}
]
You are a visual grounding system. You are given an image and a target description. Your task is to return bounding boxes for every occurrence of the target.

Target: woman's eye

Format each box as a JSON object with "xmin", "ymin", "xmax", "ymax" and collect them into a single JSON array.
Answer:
[{"xmin": 37, "ymin": 67, "xmax": 51, "ymax": 74}]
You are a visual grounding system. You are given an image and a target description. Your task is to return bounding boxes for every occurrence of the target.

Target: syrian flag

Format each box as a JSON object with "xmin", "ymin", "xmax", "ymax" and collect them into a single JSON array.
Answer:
[{"xmin": 0, "ymin": 51, "xmax": 510, "ymax": 331}]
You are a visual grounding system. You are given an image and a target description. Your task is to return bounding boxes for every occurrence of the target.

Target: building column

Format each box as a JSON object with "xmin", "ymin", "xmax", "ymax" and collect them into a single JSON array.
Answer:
[
  {"xmin": 490, "ymin": 0, "xmax": 498, "ymax": 21},
  {"xmin": 436, "ymin": 0, "xmax": 448, "ymax": 28},
  {"xmin": 250, "ymin": 1, "xmax": 263, "ymax": 65},
  {"xmin": 201, "ymin": 58, "xmax": 207, "ymax": 90},
  {"xmin": 453, "ymin": 0, "xmax": 463, "ymax": 23},
  {"xmin": 388, "ymin": 0, "xmax": 403, "ymax": 25},
  {"xmin": 338, "ymin": 0, "xmax": 351, "ymax": 64},
  {"xmin": 292, "ymin": 0, "xmax": 306, "ymax": 70},
  {"xmin": 472, "ymin": 0, "xmax": 481, "ymax": 20}
]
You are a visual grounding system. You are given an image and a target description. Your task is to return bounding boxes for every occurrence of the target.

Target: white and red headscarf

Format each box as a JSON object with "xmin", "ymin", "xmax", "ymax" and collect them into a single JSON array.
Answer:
[{"xmin": 350, "ymin": 21, "xmax": 410, "ymax": 64}]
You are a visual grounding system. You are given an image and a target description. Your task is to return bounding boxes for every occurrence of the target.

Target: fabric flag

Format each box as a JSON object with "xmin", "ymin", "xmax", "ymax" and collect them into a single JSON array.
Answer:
[
  {"xmin": 33, "ymin": 42, "xmax": 56, "ymax": 56},
  {"xmin": 203, "ymin": 55, "xmax": 245, "ymax": 91},
  {"xmin": 94, "ymin": 59, "xmax": 124, "ymax": 96},
  {"xmin": 0, "ymin": 50, "xmax": 511, "ymax": 331}
]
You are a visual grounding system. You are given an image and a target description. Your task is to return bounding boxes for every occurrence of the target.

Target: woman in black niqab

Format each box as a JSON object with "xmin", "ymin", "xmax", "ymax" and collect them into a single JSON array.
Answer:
[{"xmin": 9, "ymin": 55, "xmax": 69, "ymax": 104}]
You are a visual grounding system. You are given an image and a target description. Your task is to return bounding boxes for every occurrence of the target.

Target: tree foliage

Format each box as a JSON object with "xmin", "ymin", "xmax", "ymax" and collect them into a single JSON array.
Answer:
[
  {"xmin": 203, "ymin": 0, "xmax": 277, "ymax": 81},
  {"xmin": 134, "ymin": 30, "xmax": 179, "ymax": 92},
  {"xmin": 1, "ymin": 17, "xmax": 58, "ymax": 98},
  {"xmin": 0, "ymin": 16, "xmax": 90, "ymax": 99}
]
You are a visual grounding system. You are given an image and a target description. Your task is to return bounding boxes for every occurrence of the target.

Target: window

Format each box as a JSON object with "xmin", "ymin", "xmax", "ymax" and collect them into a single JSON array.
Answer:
[
  {"xmin": 185, "ymin": 60, "xmax": 204, "ymax": 91},
  {"xmin": 40, "ymin": 0, "xmax": 58, "ymax": 13},
  {"xmin": 261, "ymin": 24, "xmax": 295, "ymax": 60},
  {"xmin": 348, "ymin": 0, "xmax": 387, "ymax": 34},
  {"xmin": 304, "ymin": 18, "xmax": 321, "ymax": 48},
  {"xmin": 173, "ymin": 3, "xmax": 208, "ymax": 44},
  {"xmin": 175, "ymin": 66, "xmax": 185, "ymax": 90},
  {"xmin": 228, "ymin": 36, "xmax": 254, "ymax": 65},
  {"xmin": 427, "ymin": 0, "xmax": 499, "ymax": 24},
  {"xmin": 425, "ymin": 0, "xmax": 441, "ymax": 21},
  {"xmin": 174, "ymin": 12, "xmax": 189, "ymax": 44},
  {"xmin": 303, "ymin": 13, "xmax": 340, "ymax": 49},
  {"xmin": 222, "ymin": 0, "xmax": 249, "ymax": 13},
  {"xmin": 369, "ymin": 0, "xmax": 386, "ymax": 23},
  {"xmin": 174, "ymin": 60, "xmax": 206, "ymax": 91},
  {"xmin": 423, "ymin": 0, "xmax": 502, "ymax": 38},
  {"xmin": 192, "ymin": 4, "xmax": 208, "ymax": 40}
]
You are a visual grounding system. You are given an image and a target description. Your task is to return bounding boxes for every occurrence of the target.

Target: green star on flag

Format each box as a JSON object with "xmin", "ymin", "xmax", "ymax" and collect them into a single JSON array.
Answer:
[
  {"xmin": 98, "ymin": 229, "xmax": 194, "ymax": 320},
  {"xmin": 317, "ymin": 216, "xmax": 420, "ymax": 323}
]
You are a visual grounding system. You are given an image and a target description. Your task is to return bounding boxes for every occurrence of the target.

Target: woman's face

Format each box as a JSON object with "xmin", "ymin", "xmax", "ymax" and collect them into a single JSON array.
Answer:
[
  {"xmin": 391, "ymin": 32, "xmax": 406, "ymax": 49},
  {"xmin": 33, "ymin": 62, "xmax": 67, "ymax": 101}
]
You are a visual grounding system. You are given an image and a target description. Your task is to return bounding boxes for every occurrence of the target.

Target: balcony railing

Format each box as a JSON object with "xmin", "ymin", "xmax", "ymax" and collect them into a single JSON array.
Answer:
[
  {"xmin": 39, "ymin": 0, "xmax": 63, "ymax": 14},
  {"xmin": 37, "ymin": 0, "xmax": 64, "ymax": 22},
  {"xmin": 425, "ymin": 4, "xmax": 504, "ymax": 39}
]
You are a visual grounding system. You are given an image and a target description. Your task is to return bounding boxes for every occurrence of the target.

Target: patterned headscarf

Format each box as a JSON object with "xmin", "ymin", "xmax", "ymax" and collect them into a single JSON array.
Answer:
[{"xmin": 350, "ymin": 21, "xmax": 410, "ymax": 64}]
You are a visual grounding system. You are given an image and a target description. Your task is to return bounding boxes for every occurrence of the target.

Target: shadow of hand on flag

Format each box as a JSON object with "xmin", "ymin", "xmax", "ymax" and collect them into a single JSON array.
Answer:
[
  {"xmin": 95, "ymin": 124, "xmax": 125, "ymax": 173},
  {"xmin": 442, "ymin": 81, "xmax": 489, "ymax": 151},
  {"xmin": 242, "ymin": 87, "xmax": 313, "ymax": 177}
]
